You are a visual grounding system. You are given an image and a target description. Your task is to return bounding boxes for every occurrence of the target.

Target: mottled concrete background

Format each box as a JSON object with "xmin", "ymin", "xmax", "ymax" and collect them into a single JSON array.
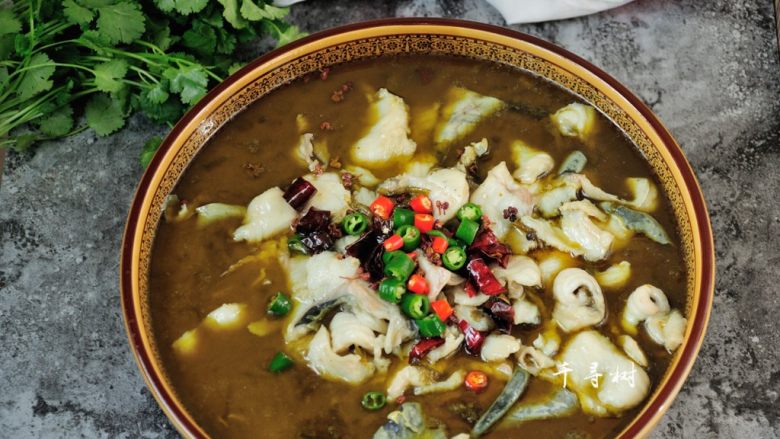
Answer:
[{"xmin": 1, "ymin": 0, "xmax": 778, "ymax": 437}]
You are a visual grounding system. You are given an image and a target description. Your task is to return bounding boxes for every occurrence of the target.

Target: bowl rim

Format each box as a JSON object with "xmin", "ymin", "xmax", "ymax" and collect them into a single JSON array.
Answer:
[{"xmin": 120, "ymin": 17, "xmax": 715, "ymax": 439}]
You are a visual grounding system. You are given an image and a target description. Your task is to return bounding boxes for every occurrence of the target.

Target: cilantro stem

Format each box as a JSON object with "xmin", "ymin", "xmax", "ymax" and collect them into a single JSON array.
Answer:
[{"xmin": 130, "ymin": 66, "xmax": 160, "ymax": 84}]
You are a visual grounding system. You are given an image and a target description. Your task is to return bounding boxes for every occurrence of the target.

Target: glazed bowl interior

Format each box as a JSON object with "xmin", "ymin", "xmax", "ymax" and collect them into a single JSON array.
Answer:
[{"xmin": 121, "ymin": 18, "xmax": 714, "ymax": 438}]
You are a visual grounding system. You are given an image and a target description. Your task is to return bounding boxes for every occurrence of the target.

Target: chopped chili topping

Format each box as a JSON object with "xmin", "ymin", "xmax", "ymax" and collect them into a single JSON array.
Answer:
[
  {"xmin": 410, "ymin": 194, "xmax": 433, "ymax": 214},
  {"xmin": 431, "ymin": 299, "xmax": 454, "ymax": 321},
  {"xmin": 370, "ymin": 195, "xmax": 395, "ymax": 220},
  {"xmin": 464, "ymin": 371, "xmax": 489, "ymax": 393}
]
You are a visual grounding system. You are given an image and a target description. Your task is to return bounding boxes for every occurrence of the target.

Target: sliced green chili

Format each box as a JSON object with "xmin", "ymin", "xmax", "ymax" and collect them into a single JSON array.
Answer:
[
  {"xmin": 427, "ymin": 230, "xmax": 460, "ymax": 247},
  {"xmin": 378, "ymin": 278, "xmax": 406, "ymax": 304},
  {"xmin": 457, "ymin": 203, "xmax": 483, "ymax": 222},
  {"xmin": 442, "ymin": 246, "xmax": 467, "ymax": 271},
  {"xmin": 384, "ymin": 252, "xmax": 416, "ymax": 280},
  {"xmin": 396, "ymin": 225, "xmax": 422, "ymax": 251},
  {"xmin": 401, "ymin": 293, "xmax": 430, "ymax": 320},
  {"xmin": 267, "ymin": 292, "xmax": 292, "ymax": 316},
  {"xmin": 342, "ymin": 212, "xmax": 369, "ymax": 236},
  {"xmin": 383, "ymin": 250, "xmax": 405, "ymax": 265},
  {"xmin": 287, "ymin": 234, "xmax": 309, "ymax": 255},
  {"xmin": 416, "ymin": 314, "xmax": 447, "ymax": 337},
  {"xmin": 455, "ymin": 218, "xmax": 480, "ymax": 245},
  {"xmin": 268, "ymin": 352, "xmax": 294, "ymax": 373},
  {"xmin": 393, "ymin": 207, "xmax": 415, "ymax": 228},
  {"xmin": 361, "ymin": 391, "xmax": 387, "ymax": 410}
]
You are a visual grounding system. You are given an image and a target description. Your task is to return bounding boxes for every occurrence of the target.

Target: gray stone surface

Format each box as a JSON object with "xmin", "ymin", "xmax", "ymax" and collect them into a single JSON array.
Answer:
[{"xmin": 1, "ymin": 0, "xmax": 778, "ymax": 437}]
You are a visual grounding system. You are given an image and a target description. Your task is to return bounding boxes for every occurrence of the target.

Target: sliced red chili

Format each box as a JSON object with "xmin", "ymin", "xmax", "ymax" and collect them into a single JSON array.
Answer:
[
  {"xmin": 464, "ymin": 370, "xmax": 489, "ymax": 393},
  {"xmin": 466, "ymin": 257, "xmax": 507, "ymax": 295},
  {"xmin": 410, "ymin": 194, "xmax": 433, "ymax": 214},
  {"xmin": 431, "ymin": 299, "xmax": 454, "ymax": 321},
  {"xmin": 458, "ymin": 319, "xmax": 486, "ymax": 355},
  {"xmin": 431, "ymin": 236, "xmax": 449, "ymax": 254},
  {"xmin": 370, "ymin": 195, "xmax": 395, "ymax": 220},
  {"xmin": 408, "ymin": 337, "xmax": 445, "ymax": 363},
  {"xmin": 414, "ymin": 213, "xmax": 435, "ymax": 233},
  {"xmin": 383, "ymin": 234, "xmax": 404, "ymax": 252},
  {"xmin": 407, "ymin": 274, "xmax": 429, "ymax": 295}
]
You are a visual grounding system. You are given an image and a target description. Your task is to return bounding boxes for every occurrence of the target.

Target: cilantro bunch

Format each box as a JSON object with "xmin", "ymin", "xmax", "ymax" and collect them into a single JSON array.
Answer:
[{"xmin": 0, "ymin": 0, "xmax": 305, "ymax": 164}]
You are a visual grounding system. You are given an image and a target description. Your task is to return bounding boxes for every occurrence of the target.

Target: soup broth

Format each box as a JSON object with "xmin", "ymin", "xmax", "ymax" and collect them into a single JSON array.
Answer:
[{"xmin": 149, "ymin": 55, "xmax": 687, "ymax": 438}]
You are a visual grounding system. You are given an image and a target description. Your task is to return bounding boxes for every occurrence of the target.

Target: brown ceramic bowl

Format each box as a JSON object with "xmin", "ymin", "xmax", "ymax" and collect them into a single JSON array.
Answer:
[{"xmin": 120, "ymin": 18, "xmax": 715, "ymax": 438}]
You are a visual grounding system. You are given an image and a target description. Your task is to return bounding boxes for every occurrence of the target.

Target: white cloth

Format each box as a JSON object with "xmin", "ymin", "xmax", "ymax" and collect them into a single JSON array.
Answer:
[
  {"xmin": 486, "ymin": 0, "xmax": 634, "ymax": 24},
  {"xmin": 273, "ymin": 0, "xmax": 634, "ymax": 25}
]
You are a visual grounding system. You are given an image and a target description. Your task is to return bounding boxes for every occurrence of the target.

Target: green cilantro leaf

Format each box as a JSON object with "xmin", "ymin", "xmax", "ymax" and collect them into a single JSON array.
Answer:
[
  {"xmin": 164, "ymin": 65, "xmax": 208, "ymax": 104},
  {"xmin": 263, "ymin": 20, "xmax": 306, "ymax": 47},
  {"xmin": 140, "ymin": 135, "xmax": 163, "ymax": 168},
  {"xmin": 17, "ymin": 53, "xmax": 55, "ymax": 101},
  {"xmin": 155, "ymin": 0, "xmax": 209, "ymax": 15},
  {"xmin": 183, "ymin": 20, "xmax": 217, "ymax": 57},
  {"xmin": 93, "ymin": 59, "xmax": 129, "ymax": 93},
  {"xmin": 227, "ymin": 62, "xmax": 244, "ymax": 75},
  {"xmin": 80, "ymin": 0, "xmax": 115, "ymax": 7},
  {"xmin": 240, "ymin": 0, "xmax": 271, "ymax": 21},
  {"xmin": 215, "ymin": 27, "xmax": 237, "ymax": 54},
  {"xmin": 86, "ymin": 93, "xmax": 126, "ymax": 136},
  {"xmin": 146, "ymin": 80, "xmax": 170, "ymax": 104},
  {"xmin": 139, "ymin": 93, "xmax": 184, "ymax": 124},
  {"xmin": 63, "ymin": 0, "xmax": 95, "ymax": 26},
  {"xmin": 145, "ymin": 17, "xmax": 176, "ymax": 51},
  {"xmin": 240, "ymin": 1, "xmax": 288, "ymax": 21},
  {"xmin": 217, "ymin": 0, "xmax": 247, "ymax": 29},
  {"xmin": 13, "ymin": 134, "xmax": 37, "ymax": 152},
  {"xmin": 0, "ymin": 9, "xmax": 22, "ymax": 36},
  {"xmin": 39, "ymin": 105, "xmax": 75, "ymax": 137},
  {"xmin": 97, "ymin": 2, "xmax": 146, "ymax": 45}
]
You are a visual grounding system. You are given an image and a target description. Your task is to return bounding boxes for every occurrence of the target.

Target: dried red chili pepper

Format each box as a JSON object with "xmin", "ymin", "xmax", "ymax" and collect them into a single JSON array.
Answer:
[
  {"xmin": 485, "ymin": 298, "xmax": 515, "ymax": 334},
  {"xmin": 466, "ymin": 257, "xmax": 507, "ymax": 295},
  {"xmin": 464, "ymin": 280, "xmax": 478, "ymax": 298},
  {"xmin": 458, "ymin": 319, "xmax": 486, "ymax": 355},
  {"xmin": 283, "ymin": 177, "xmax": 317, "ymax": 210},
  {"xmin": 408, "ymin": 338, "xmax": 445, "ymax": 363},
  {"xmin": 469, "ymin": 228, "xmax": 511, "ymax": 267}
]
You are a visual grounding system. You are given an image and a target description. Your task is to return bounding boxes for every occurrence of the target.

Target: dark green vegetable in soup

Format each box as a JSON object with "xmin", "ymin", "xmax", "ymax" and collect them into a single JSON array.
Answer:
[
  {"xmin": 362, "ymin": 391, "xmax": 388, "ymax": 411},
  {"xmin": 472, "ymin": 368, "xmax": 530, "ymax": 437},
  {"xmin": 148, "ymin": 55, "xmax": 688, "ymax": 438},
  {"xmin": 266, "ymin": 292, "xmax": 291, "ymax": 316},
  {"xmin": 268, "ymin": 352, "xmax": 294, "ymax": 373}
]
